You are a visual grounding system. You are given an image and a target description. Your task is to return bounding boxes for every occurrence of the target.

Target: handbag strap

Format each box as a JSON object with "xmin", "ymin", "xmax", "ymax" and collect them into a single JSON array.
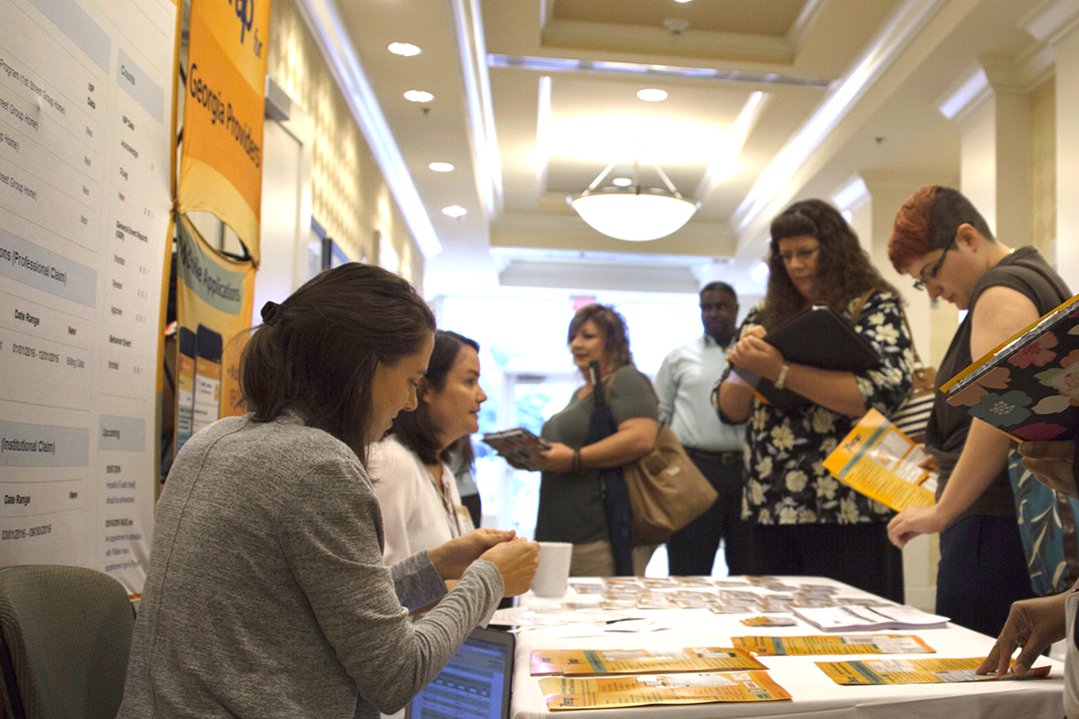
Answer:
[
  {"xmin": 849, "ymin": 289, "xmax": 875, "ymax": 323},
  {"xmin": 602, "ymin": 368, "xmax": 663, "ymax": 447}
]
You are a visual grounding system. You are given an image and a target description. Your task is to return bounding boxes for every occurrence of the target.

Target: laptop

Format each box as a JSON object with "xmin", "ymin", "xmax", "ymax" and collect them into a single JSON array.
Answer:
[{"xmin": 406, "ymin": 626, "xmax": 515, "ymax": 719}]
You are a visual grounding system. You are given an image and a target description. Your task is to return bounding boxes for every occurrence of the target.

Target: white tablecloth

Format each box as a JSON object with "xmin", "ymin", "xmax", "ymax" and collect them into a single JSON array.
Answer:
[{"xmin": 509, "ymin": 576, "xmax": 1065, "ymax": 719}]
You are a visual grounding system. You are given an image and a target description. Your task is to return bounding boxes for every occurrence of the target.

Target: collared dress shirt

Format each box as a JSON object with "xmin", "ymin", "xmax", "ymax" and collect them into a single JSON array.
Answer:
[{"xmin": 655, "ymin": 334, "xmax": 744, "ymax": 453}]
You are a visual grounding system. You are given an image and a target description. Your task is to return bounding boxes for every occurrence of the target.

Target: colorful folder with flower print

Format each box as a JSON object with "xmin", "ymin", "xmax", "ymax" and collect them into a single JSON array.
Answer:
[{"xmin": 941, "ymin": 292, "xmax": 1079, "ymax": 441}]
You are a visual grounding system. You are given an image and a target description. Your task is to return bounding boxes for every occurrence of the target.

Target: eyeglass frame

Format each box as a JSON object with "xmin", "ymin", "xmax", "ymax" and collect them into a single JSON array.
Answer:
[
  {"xmin": 912, "ymin": 233, "xmax": 957, "ymax": 291},
  {"xmin": 778, "ymin": 245, "xmax": 820, "ymax": 264}
]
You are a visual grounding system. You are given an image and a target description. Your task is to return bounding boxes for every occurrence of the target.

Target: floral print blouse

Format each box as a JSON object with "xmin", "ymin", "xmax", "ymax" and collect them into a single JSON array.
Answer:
[{"xmin": 716, "ymin": 291, "xmax": 914, "ymax": 525}]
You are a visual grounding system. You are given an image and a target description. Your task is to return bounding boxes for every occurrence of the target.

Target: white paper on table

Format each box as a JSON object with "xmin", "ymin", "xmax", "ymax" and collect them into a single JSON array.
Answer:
[{"xmin": 539, "ymin": 623, "xmax": 609, "ymax": 638}]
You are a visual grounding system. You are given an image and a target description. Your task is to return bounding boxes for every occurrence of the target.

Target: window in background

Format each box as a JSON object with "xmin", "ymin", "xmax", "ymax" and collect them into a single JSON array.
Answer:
[{"xmin": 438, "ymin": 294, "xmax": 704, "ymax": 541}]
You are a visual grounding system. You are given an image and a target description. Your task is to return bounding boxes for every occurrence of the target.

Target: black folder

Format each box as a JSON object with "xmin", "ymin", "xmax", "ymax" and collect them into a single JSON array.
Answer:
[{"xmin": 731, "ymin": 304, "xmax": 881, "ymax": 411}]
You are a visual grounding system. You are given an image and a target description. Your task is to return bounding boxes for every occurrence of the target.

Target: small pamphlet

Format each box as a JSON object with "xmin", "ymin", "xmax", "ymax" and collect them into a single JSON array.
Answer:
[
  {"xmin": 539, "ymin": 671, "xmax": 792, "ymax": 710},
  {"xmin": 481, "ymin": 427, "xmax": 550, "ymax": 471},
  {"xmin": 823, "ymin": 409, "xmax": 939, "ymax": 511},
  {"xmin": 816, "ymin": 656, "xmax": 1052, "ymax": 686},
  {"xmin": 733, "ymin": 634, "xmax": 934, "ymax": 656},
  {"xmin": 942, "ymin": 291, "xmax": 1079, "ymax": 441},
  {"xmin": 792, "ymin": 605, "xmax": 949, "ymax": 632},
  {"xmin": 530, "ymin": 647, "xmax": 765, "ymax": 676},
  {"xmin": 741, "ymin": 616, "xmax": 799, "ymax": 628}
]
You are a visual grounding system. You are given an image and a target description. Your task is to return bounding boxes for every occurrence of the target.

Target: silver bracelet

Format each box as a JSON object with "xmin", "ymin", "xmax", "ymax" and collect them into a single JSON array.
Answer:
[{"xmin": 775, "ymin": 362, "xmax": 790, "ymax": 390}]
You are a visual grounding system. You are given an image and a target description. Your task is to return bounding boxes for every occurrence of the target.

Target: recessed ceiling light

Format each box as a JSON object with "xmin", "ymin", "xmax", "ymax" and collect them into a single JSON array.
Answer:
[
  {"xmin": 388, "ymin": 42, "xmax": 422, "ymax": 57},
  {"xmin": 442, "ymin": 205, "xmax": 467, "ymax": 218},
  {"xmin": 637, "ymin": 88, "xmax": 668, "ymax": 102},
  {"xmin": 611, "ymin": 177, "xmax": 633, "ymax": 187},
  {"xmin": 673, "ymin": 0, "xmax": 694, "ymax": 4},
  {"xmin": 428, "ymin": 162, "xmax": 455, "ymax": 173},
  {"xmin": 404, "ymin": 90, "xmax": 434, "ymax": 103}
]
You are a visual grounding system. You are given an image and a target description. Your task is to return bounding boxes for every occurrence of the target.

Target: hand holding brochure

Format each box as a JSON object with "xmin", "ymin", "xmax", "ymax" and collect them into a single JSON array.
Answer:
[
  {"xmin": 482, "ymin": 427, "xmax": 550, "ymax": 471},
  {"xmin": 823, "ymin": 409, "xmax": 939, "ymax": 511},
  {"xmin": 793, "ymin": 605, "xmax": 949, "ymax": 632},
  {"xmin": 942, "ymin": 292, "xmax": 1079, "ymax": 441}
]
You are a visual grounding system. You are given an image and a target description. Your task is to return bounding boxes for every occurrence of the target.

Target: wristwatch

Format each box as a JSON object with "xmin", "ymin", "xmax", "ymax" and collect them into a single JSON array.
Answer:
[{"xmin": 775, "ymin": 362, "xmax": 791, "ymax": 390}]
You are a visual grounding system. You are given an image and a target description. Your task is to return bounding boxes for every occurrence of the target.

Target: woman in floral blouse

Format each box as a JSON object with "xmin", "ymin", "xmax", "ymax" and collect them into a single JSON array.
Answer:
[{"xmin": 715, "ymin": 199, "xmax": 913, "ymax": 600}]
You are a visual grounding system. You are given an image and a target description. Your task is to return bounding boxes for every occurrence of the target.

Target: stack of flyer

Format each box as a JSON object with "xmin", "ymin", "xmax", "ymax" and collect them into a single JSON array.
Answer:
[
  {"xmin": 482, "ymin": 427, "xmax": 550, "ymax": 471},
  {"xmin": 792, "ymin": 605, "xmax": 949, "ymax": 632}
]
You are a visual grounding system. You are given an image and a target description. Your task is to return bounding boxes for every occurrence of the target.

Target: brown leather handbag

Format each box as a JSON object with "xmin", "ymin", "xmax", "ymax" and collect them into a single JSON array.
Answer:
[{"xmin": 621, "ymin": 424, "xmax": 720, "ymax": 543}]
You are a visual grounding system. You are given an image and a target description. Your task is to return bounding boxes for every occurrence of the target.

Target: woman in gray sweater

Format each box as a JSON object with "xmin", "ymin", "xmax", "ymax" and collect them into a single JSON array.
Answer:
[{"xmin": 118, "ymin": 264, "xmax": 538, "ymax": 719}]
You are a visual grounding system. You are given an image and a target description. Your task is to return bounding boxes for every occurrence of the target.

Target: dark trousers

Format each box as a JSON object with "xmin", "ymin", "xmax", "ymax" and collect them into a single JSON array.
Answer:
[
  {"xmin": 665, "ymin": 456, "xmax": 752, "ymax": 576},
  {"xmin": 936, "ymin": 514, "xmax": 1035, "ymax": 637},
  {"xmin": 746, "ymin": 522, "xmax": 905, "ymax": 603}
]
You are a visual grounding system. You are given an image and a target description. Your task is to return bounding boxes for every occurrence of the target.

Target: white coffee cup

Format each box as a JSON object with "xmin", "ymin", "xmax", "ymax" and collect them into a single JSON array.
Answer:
[{"xmin": 532, "ymin": 541, "xmax": 573, "ymax": 598}]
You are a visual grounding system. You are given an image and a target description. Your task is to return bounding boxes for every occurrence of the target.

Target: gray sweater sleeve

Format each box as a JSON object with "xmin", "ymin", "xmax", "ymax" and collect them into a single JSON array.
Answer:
[
  {"xmin": 391, "ymin": 550, "xmax": 447, "ymax": 611},
  {"xmin": 280, "ymin": 459, "xmax": 504, "ymax": 714}
]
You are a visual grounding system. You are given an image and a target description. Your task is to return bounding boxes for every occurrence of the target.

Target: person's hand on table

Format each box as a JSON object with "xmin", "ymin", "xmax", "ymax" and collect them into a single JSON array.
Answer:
[
  {"xmin": 428, "ymin": 528, "xmax": 517, "ymax": 580},
  {"xmin": 887, "ymin": 504, "xmax": 946, "ymax": 549},
  {"xmin": 480, "ymin": 538, "xmax": 539, "ymax": 596},
  {"xmin": 540, "ymin": 442, "xmax": 575, "ymax": 473},
  {"xmin": 1020, "ymin": 440, "xmax": 1077, "ymax": 498},
  {"xmin": 977, "ymin": 592, "xmax": 1070, "ymax": 677}
]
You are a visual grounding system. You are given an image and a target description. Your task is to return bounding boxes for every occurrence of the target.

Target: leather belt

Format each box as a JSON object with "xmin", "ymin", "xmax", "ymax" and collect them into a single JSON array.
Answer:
[{"xmin": 685, "ymin": 448, "xmax": 743, "ymax": 465}]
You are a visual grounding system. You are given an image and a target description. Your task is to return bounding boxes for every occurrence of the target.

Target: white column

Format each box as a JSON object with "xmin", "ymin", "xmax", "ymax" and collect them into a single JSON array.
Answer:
[
  {"xmin": 1056, "ymin": 28, "xmax": 1079, "ymax": 290},
  {"xmin": 956, "ymin": 61, "xmax": 1032, "ymax": 248}
]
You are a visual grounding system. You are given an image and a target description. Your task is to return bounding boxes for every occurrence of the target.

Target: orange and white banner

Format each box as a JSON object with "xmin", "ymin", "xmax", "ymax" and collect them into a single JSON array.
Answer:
[
  {"xmin": 178, "ymin": 0, "xmax": 271, "ymax": 264},
  {"xmin": 174, "ymin": 214, "xmax": 256, "ymax": 454}
]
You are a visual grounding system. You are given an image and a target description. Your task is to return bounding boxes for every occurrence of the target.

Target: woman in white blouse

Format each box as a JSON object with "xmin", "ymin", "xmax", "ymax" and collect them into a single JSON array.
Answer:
[{"xmin": 369, "ymin": 331, "xmax": 488, "ymax": 565}]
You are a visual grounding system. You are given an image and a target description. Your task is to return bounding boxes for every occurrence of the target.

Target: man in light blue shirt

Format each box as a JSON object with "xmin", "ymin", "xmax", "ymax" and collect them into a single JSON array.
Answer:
[{"xmin": 655, "ymin": 282, "xmax": 748, "ymax": 576}]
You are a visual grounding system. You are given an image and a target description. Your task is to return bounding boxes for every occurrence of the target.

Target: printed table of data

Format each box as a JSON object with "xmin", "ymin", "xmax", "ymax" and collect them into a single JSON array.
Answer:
[{"xmin": 0, "ymin": 0, "xmax": 175, "ymax": 591}]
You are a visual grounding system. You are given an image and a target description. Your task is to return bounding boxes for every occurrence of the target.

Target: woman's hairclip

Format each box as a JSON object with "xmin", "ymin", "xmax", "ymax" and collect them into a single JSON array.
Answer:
[{"xmin": 261, "ymin": 300, "xmax": 282, "ymax": 326}]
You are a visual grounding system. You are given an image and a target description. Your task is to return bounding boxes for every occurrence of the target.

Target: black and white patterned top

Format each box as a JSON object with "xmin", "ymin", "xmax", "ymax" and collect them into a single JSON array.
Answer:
[{"xmin": 715, "ymin": 291, "xmax": 914, "ymax": 525}]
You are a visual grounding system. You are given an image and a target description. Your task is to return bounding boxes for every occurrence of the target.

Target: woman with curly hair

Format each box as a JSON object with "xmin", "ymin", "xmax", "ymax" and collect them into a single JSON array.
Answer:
[{"xmin": 715, "ymin": 199, "xmax": 913, "ymax": 600}]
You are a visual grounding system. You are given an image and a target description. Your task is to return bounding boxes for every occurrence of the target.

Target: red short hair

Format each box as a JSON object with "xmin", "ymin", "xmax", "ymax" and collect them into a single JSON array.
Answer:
[{"xmin": 888, "ymin": 186, "xmax": 936, "ymax": 272}]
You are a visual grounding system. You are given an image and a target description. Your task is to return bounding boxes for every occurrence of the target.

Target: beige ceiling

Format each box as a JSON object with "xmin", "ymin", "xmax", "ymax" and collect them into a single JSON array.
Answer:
[{"xmin": 325, "ymin": 0, "xmax": 1051, "ymax": 297}]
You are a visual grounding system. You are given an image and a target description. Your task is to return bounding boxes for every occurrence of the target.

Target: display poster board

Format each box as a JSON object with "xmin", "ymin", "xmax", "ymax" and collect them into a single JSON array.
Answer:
[
  {"xmin": 174, "ymin": 214, "xmax": 254, "ymax": 455},
  {"xmin": 0, "ymin": 0, "xmax": 178, "ymax": 592},
  {"xmin": 177, "ymin": 0, "xmax": 271, "ymax": 264}
]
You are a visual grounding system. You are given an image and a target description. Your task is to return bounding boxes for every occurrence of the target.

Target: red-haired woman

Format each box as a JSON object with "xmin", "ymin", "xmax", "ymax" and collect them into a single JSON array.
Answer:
[{"xmin": 886, "ymin": 186, "xmax": 1070, "ymax": 637}]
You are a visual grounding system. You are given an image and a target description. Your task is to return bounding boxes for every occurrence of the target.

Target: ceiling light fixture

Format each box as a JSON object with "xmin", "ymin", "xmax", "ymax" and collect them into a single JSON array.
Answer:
[
  {"xmin": 611, "ymin": 177, "xmax": 632, "ymax": 187},
  {"xmin": 567, "ymin": 156, "xmax": 699, "ymax": 241},
  {"xmin": 404, "ymin": 90, "xmax": 434, "ymax": 103},
  {"xmin": 428, "ymin": 162, "xmax": 455, "ymax": 172},
  {"xmin": 442, "ymin": 205, "xmax": 468, "ymax": 218},
  {"xmin": 637, "ymin": 88, "xmax": 668, "ymax": 102},
  {"xmin": 387, "ymin": 42, "xmax": 422, "ymax": 57}
]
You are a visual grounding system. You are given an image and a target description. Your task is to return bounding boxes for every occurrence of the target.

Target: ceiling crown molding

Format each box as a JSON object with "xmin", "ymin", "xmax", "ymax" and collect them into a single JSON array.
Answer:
[
  {"xmin": 1020, "ymin": 0, "xmax": 1079, "ymax": 45},
  {"xmin": 450, "ymin": 0, "xmax": 503, "ymax": 218},
  {"xmin": 733, "ymin": 0, "xmax": 947, "ymax": 234}
]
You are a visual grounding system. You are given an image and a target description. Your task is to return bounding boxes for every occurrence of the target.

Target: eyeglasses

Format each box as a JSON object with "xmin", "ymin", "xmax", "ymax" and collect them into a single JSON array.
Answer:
[
  {"xmin": 778, "ymin": 246, "xmax": 819, "ymax": 264},
  {"xmin": 912, "ymin": 234, "xmax": 956, "ymax": 291}
]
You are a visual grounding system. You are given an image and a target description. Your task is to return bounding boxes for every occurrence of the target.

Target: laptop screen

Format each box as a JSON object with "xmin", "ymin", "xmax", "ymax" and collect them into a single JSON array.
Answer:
[{"xmin": 406, "ymin": 626, "xmax": 515, "ymax": 719}]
